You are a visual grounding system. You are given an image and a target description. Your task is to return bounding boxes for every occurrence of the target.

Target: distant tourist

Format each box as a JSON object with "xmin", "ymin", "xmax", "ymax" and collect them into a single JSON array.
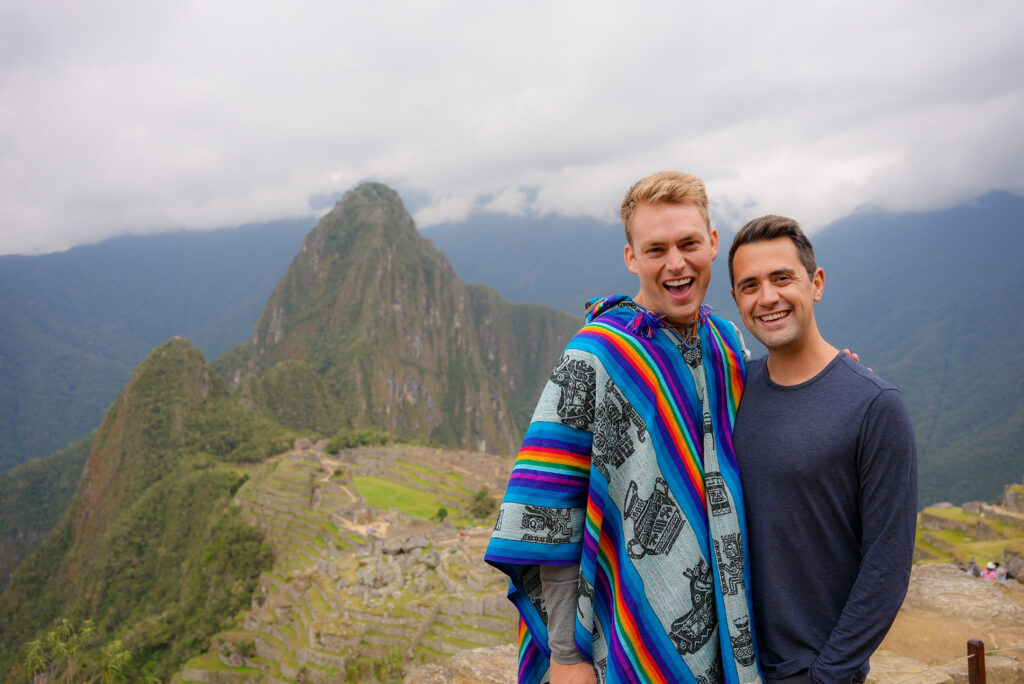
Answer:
[
  {"xmin": 729, "ymin": 215, "xmax": 918, "ymax": 684},
  {"xmin": 486, "ymin": 172, "xmax": 761, "ymax": 683},
  {"xmin": 996, "ymin": 564, "xmax": 1009, "ymax": 583},
  {"xmin": 968, "ymin": 558, "xmax": 982, "ymax": 577},
  {"xmin": 983, "ymin": 561, "xmax": 998, "ymax": 579}
]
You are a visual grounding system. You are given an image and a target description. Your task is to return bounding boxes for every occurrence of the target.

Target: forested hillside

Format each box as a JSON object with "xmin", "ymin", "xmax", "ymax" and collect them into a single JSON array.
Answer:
[
  {"xmin": 0, "ymin": 339, "xmax": 280, "ymax": 680},
  {"xmin": 813, "ymin": 191, "xmax": 1024, "ymax": 507},
  {"xmin": 0, "ymin": 219, "xmax": 310, "ymax": 472}
]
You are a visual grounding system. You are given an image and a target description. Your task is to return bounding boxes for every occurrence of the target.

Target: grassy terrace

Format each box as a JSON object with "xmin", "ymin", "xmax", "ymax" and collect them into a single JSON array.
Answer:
[
  {"xmin": 954, "ymin": 539, "xmax": 1016, "ymax": 564},
  {"xmin": 915, "ymin": 503, "xmax": 1024, "ymax": 565},
  {"xmin": 353, "ymin": 475, "xmax": 451, "ymax": 519},
  {"xmin": 921, "ymin": 506, "xmax": 979, "ymax": 523},
  {"xmin": 981, "ymin": 517, "xmax": 1024, "ymax": 537}
]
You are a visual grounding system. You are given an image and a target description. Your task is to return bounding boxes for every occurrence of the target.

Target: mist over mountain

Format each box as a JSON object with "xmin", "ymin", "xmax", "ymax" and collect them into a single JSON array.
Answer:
[
  {"xmin": 0, "ymin": 186, "xmax": 1019, "ymax": 506},
  {"xmin": 0, "ymin": 218, "xmax": 310, "ymax": 472},
  {"xmin": 427, "ymin": 192, "xmax": 1024, "ymax": 507},
  {"xmin": 423, "ymin": 213, "xmax": 747, "ymax": 316}
]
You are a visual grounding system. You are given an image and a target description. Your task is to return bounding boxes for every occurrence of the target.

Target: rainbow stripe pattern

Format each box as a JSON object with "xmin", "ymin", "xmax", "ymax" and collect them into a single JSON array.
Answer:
[{"xmin": 486, "ymin": 296, "xmax": 758, "ymax": 683}]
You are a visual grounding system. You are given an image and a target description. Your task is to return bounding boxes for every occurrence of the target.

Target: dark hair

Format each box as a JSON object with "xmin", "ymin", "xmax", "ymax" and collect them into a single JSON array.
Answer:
[{"xmin": 728, "ymin": 214, "xmax": 817, "ymax": 286}]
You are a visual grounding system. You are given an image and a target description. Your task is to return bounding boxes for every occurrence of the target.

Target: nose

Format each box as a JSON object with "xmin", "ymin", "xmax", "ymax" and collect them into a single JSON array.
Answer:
[
  {"xmin": 667, "ymin": 247, "xmax": 686, "ymax": 271},
  {"xmin": 758, "ymin": 283, "xmax": 780, "ymax": 308}
]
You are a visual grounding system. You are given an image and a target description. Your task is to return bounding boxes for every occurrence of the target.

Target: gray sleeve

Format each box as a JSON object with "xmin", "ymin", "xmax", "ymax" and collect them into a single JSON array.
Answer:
[{"xmin": 540, "ymin": 563, "xmax": 584, "ymax": 665}]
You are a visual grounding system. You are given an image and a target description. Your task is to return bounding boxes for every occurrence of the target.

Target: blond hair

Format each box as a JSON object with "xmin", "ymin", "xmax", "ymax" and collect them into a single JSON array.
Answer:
[{"xmin": 620, "ymin": 171, "xmax": 711, "ymax": 243}]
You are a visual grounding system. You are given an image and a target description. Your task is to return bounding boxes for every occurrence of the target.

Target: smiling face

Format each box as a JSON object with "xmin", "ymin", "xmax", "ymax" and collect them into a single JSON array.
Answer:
[
  {"xmin": 730, "ymin": 236, "xmax": 824, "ymax": 352},
  {"xmin": 624, "ymin": 201, "xmax": 718, "ymax": 325}
]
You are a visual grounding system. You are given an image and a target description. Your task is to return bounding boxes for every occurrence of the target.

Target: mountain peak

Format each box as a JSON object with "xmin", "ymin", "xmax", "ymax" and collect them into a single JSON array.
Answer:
[
  {"xmin": 71, "ymin": 337, "xmax": 214, "ymax": 569},
  {"xmin": 214, "ymin": 182, "xmax": 581, "ymax": 454}
]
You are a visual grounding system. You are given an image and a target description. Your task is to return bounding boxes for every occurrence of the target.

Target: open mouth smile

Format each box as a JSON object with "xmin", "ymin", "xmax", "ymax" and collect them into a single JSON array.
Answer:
[{"xmin": 664, "ymin": 277, "xmax": 694, "ymax": 296}]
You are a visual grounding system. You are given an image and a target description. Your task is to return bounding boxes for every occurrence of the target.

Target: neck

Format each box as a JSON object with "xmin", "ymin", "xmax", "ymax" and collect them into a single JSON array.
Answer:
[
  {"xmin": 764, "ymin": 330, "xmax": 839, "ymax": 386},
  {"xmin": 634, "ymin": 291, "xmax": 700, "ymax": 331}
]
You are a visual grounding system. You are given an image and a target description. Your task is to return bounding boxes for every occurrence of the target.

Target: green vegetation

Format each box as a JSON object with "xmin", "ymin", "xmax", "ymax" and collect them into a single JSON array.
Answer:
[
  {"xmin": 0, "ymin": 218, "xmax": 311, "ymax": 474},
  {"xmin": 354, "ymin": 476, "xmax": 443, "ymax": 520},
  {"xmin": 345, "ymin": 648, "xmax": 404, "ymax": 683},
  {"xmin": 922, "ymin": 506, "xmax": 979, "ymax": 524},
  {"xmin": 0, "ymin": 340, "xmax": 276, "ymax": 681},
  {"xmin": 0, "ymin": 434, "xmax": 93, "ymax": 592},
  {"xmin": 13, "ymin": 618, "xmax": 132, "ymax": 683},
  {"xmin": 327, "ymin": 427, "xmax": 390, "ymax": 453},
  {"xmin": 915, "ymin": 504, "xmax": 1024, "ymax": 567},
  {"xmin": 469, "ymin": 488, "xmax": 498, "ymax": 520},
  {"xmin": 186, "ymin": 377, "xmax": 297, "ymax": 462}
]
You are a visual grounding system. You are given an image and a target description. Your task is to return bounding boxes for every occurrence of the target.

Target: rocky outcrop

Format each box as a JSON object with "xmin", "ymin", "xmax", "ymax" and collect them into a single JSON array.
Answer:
[
  {"xmin": 403, "ymin": 644, "xmax": 518, "ymax": 684},
  {"xmin": 901, "ymin": 564, "xmax": 1024, "ymax": 627},
  {"xmin": 1005, "ymin": 484, "xmax": 1024, "ymax": 514},
  {"xmin": 871, "ymin": 563, "xmax": 1024, "ymax": 682},
  {"xmin": 1005, "ymin": 544, "xmax": 1024, "ymax": 580}
]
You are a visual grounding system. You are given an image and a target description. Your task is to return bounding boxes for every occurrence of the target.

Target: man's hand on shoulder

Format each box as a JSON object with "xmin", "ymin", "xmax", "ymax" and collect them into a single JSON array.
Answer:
[
  {"xmin": 550, "ymin": 660, "xmax": 597, "ymax": 684},
  {"xmin": 842, "ymin": 348, "xmax": 872, "ymax": 372}
]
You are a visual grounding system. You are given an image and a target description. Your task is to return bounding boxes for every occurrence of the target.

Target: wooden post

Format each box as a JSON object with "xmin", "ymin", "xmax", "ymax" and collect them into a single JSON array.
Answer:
[{"xmin": 968, "ymin": 639, "xmax": 986, "ymax": 684}]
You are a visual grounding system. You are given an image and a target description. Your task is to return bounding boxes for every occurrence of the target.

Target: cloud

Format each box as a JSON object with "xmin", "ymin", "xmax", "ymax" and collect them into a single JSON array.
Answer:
[{"xmin": 1, "ymin": 0, "xmax": 1022, "ymax": 254}]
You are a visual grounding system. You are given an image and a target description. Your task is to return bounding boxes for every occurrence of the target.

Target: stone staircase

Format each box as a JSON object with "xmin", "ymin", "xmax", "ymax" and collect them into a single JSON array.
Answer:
[{"xmin": 176, "ymin": 440, "xmax": 518, "ymax": 683}]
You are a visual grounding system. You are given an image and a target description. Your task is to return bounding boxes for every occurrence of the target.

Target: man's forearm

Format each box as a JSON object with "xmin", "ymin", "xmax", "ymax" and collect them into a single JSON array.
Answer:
[{"xmin": 540, "ymin": 563, "xmax": 585, "ymax": 665}]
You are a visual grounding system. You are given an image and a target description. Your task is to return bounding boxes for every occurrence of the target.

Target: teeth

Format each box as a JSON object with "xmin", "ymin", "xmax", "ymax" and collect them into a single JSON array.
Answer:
[
  {"xmin": 665, "ymin": 278, "xmax": 693, "ymax": 287},
  {"xmin": 760, "ymin": 311, "xmax": 788, "ymax": 322}
]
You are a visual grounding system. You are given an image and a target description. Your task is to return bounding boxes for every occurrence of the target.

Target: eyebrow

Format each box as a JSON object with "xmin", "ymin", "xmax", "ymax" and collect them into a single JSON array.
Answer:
[{"xmin": 640, "ymin": 231, "xmax": 705, "ymax": 248}]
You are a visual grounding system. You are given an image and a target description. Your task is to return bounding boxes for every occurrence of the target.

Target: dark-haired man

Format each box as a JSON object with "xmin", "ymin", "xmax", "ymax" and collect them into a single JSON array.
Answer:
[{"xmin": 728, "ymin": 215, "xmax": 917, "ymax": 684}]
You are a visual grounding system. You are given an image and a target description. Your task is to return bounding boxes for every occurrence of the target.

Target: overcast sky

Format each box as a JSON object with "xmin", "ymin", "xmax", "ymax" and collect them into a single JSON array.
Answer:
[{"xmin": 1, "ymin": 1, "xmax": 1022, "ymax": 255}]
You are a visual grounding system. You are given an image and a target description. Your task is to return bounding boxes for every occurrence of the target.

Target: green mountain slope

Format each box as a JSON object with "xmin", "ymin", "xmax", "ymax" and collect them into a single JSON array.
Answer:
[
  {"xmin": 0, "ymin": 219, "xmax": 310, "ymax": 472},
  {"xmin": 0, "ymin": 182, "xmax": 583, "ymax": 680},
  {"xmin": 813, "ymin": 191, "xmax": 1024, "ymax": 507},
  {"xmin": 214, "ymin": 183, "xmax": 581, "ymax": 454},
  {"xmin": 0, "ymin": 339, "xmax": 279, "ymax": 681},
  {"xmin": 0, "ymin": 434, "xmax": 93, "ymax": 593}
]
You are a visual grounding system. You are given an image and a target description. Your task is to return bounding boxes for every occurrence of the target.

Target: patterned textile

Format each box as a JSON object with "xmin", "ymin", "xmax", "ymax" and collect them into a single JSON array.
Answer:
[{"xmin": 486, "ymin": 295, "xmax": 762, "ymax": 684}]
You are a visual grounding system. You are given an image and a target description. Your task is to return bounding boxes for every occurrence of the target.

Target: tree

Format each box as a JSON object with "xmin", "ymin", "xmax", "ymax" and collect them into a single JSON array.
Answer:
[
  {"xmin": 469, "ymin": 488, "xmax": 497, "ymax": 520},
  {"xmin": 100, "ymin": 641, "xmax": 132, "ymax": 683},
  {"xmin": 436, "ymin": 507, "xmax": 449, "ymax": 522},
  {"xmin": 22, "ymin": 619, "xmax": 110, "ymax": 683}
]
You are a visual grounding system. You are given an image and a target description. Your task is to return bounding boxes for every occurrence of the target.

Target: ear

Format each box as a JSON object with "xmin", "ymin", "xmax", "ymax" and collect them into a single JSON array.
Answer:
[
  {"xmin": 709, "ymin": 228, "xmax": 719, "ymax": 260},
  {"xmin": 624, "ymin": 243, "xmax": 639, "ymax": 275},
  {"xmin": 812, "ymin": 267, "xmax": 825, "ymax": 302}
]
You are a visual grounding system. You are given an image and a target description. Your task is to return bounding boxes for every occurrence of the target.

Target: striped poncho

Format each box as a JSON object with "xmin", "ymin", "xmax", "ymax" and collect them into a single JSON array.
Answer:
[{"xmin": 486, "ymin": 296, "xmax": 762, "ymax": 684}]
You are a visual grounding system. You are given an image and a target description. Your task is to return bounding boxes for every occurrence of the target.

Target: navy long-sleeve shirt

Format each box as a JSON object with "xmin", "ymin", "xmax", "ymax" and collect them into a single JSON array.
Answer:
[{"xmin": 733, "ymin": 354, "xmax": 917, "ymax": 684}]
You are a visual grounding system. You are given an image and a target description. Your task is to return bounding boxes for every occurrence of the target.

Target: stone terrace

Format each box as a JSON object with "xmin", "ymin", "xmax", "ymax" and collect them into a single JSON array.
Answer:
[
  {"xmin": 916, "ymin": 479, "xmax": 1024, "ymax": 575},
  {"xmin": 176, "ymin": 440, "xmax": 517, "ymax": 683}
]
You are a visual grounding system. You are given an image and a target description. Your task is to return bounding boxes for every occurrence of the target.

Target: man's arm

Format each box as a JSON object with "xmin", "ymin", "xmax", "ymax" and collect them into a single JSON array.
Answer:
[
  {"xmin": 541, "ymin": 563, "xmax": 595, "ymax": 683},
  {"xmin": 809, "ymin": 389, "xmax": 917, "ymax": 684}
]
